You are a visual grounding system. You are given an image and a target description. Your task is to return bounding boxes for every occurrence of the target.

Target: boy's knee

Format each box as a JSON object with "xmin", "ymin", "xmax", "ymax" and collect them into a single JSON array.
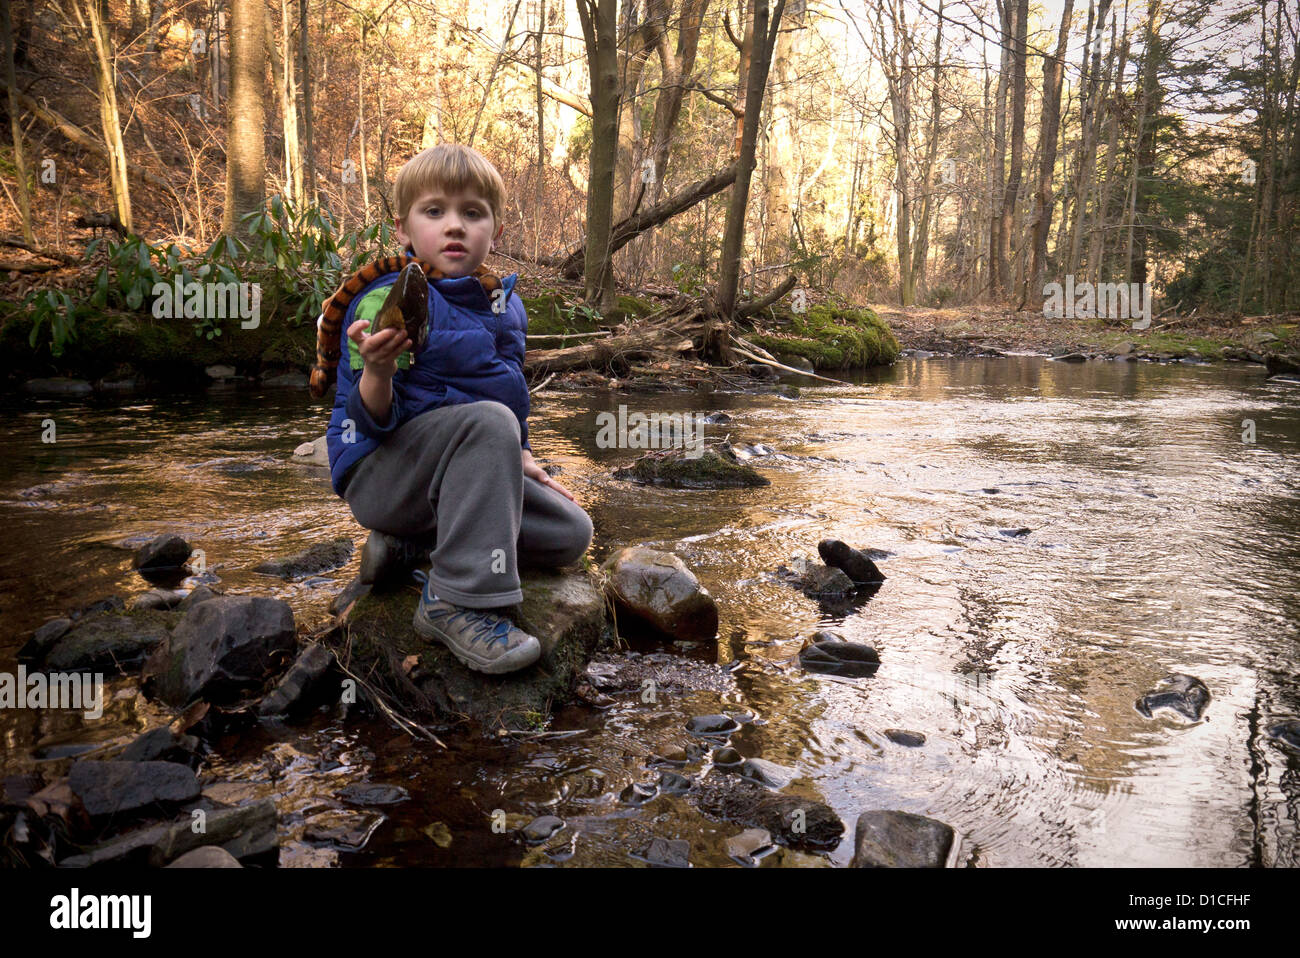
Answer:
[
  {"xmin": 466, "ymin": 401, "xmax": 521, "ymax": 441},
  {"xmin": 558, "ymin": 508, "xmax": 593, "ymax": 565}
]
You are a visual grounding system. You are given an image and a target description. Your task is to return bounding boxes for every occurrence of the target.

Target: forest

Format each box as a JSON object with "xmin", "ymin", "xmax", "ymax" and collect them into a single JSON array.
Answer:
[{"xmin": 0, "ymin": 0, "xmax": 1297, "ymax": 382}]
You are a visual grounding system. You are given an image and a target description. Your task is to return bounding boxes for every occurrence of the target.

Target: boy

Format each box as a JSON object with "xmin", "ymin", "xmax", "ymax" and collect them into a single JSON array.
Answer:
[{"xmin": 326, "ymin": 144, "xmax": 593, "ymax": 675}]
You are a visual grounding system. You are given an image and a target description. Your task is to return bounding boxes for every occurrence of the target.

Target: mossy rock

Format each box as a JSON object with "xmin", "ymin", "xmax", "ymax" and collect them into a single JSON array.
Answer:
[
  {"xmin": 327, "ymin": 569, "xmax": 613, "ymax": 733},
  {"xmin": 0, "ymin": 306, "xmax": 318, "ymax": 383},
  {"xmin": 603, "ymin": 295, "xmax": 657, "ymax": 326},
  {"xmin": 613, "ymin": 446, "xmax": 770, "ymax": 488},
  {"xmin": 747, "ymin": 303, "xmax": 899, "ymax": 369}
]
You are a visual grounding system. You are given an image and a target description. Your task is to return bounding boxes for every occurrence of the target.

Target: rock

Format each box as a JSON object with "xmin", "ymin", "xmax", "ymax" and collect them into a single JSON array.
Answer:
[
  {"xmin": 149, "ymin": 799, "xmax": 279, "ymax": 864},
  {"xmin": 71, "ymin": 595, "xmax": 126, "ymax": 618},
  {"xmin": 261, "ymin": 371, "xmax": 309, "ymax": 388},
  {"xmin": 1050, "ymin": 352, "xmax": 1088, "ymax": 363},
  {"xmin": 292, "ymin": 434, "xmax": 330, "ymax": 466},
  {"xmin": 738, "ymin": 758, "xmax": 796, "ymax": 789},
  {"xmin": 58, "ymin": 824, "xmax": 173, "ymax": 867},
  {"xmin": 998, "ymin": 528, "xmax": 1032, "ymax": 538},
  {"xmin": 257, "ymin": 643, "xmax": 336, "ymax": 716},
  {"xmin": 601, "ymin": 547, "xmax": 718, "ymax": 642},
  {"xmin": 689, "ymin": 778, "xmax": 844, "ymax": 850},
  {"xmin": 656, "ymin": 771, "xmax": 693, "ymax": 795},
  {"xmin": 711, "ymin": 746, "xmax": 743, "ymax": 766},
  {"xmin": 143, "ymin": 596, "xmax": 297, "ymax": 707},
  {"xmin": 329, "ymin": 577, "xmax": 372, "ymax": 616},
  {"xmin": 120, "ymin": 727, "xmax": 201, "ymax": 765},
  {"xmin": 884, "ymin": 729, "xmax": 926, "ymax": 747},
  {"xmin": 1135, "ymin": 673, "xmax": 1210, "ymax": 722},
  {"xmin": 621, "ymin": 781, "xmax": 659, "ymax": 805},
  {"xmin": 747, "ymin": 362, "xmax": 779, "ymax": 380},
  {"xmin": 778, "ymin": 354, "xmax": 816, "ymax": 373},
  {"xmin": 321, "ymin": 568, "xmax": 612, "ymax": 732},
  {"xmin": 686, "ymin": 714, "xmax": 741, "ymax": 738},
  {"xmin": 1265, "ymin": 351, "xmax": 1300, "ymax": 376},
  {"xmin": 800, "ymin": 640, "xmax": 881, "ymax": 678},
  {"xmin": 613, "ymin": 446, "xmax": 769, "ymax": 488},
  {"xmin": 177, "ymin": 585, "xmax": 221, "ymax": 611},
  {"xmin": 725, "ymin": 827, "xmax": 774, "ymax": 865},
  {"xmin": 204, "ymin": 364, "xmax": 237, "ymax": 379},
  {"xmin": 165, "ymin": 846, "xmax": 243, "ymax": 868},
  {"xmin": 788, "ymin": 561, "xmax": 856, "ymax": 595},
  {"xmin": 1266, "ymin": 720, "xmax": 1300, "ymax": 751},
  {"xmin": 129, "ymin": 588, "xmax": 187, "ymax": 611},
  {"xmin": 1249, "ymin": 330, "xmax": 1279, "ymax": 346},
  {"xmin": 40, "ymin": 613, "xmax": 171, "ymax": 674},
  {"xmin": 817, "ymin": 539, "xmax": 886, "ymax": 584},
  {"xmin": 133, "ymin": 534, "xmax": 192, "ymax": 574},
  {"xmin": 68, "ymin": 760, "xmax": 201, "ymax": 817},
  {"xmin": 852, "ymin": 810, "xmax": 954, "ymax": 867},
  {"xmin": 17, "ymin": 617, "xmax": 72, "ymax": 663},
  {"xmin": 303, "ymin": 810, "xmax": 385, "ymax": 849},
  {"xmin": 23, "ymin": 377, "xmax": 93, "ymax": 397},
  {"xmin": 97, "ymin": 376, "xmax": 139, "ymax": 393},
  {"xmin": 335, "ymin": 783, "xmax": 410, "ymax": 806},
  {"xmin": 634, "ymin": 837, "xmax": 690, "ymax": 867},
  {"xmin": 1111, "ymin": 342, "xmax": 1136, "ymax": 356},
  {"xmin": 253, "ymin": 537, "xmax": 354, "ymax": 579},
  {"xmin": 702, "ymin": 412, "xmax": 732, "ymax": 424},
  {"xmin": 521, "ymin": 815, "xmax": 565, "ymax": 844}
]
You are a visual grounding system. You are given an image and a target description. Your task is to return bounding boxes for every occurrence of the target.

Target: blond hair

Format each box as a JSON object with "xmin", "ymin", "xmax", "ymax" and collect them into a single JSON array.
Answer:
[{"xmin": 393, "ymin": 144, "xmax": 506, "ymax": 227}]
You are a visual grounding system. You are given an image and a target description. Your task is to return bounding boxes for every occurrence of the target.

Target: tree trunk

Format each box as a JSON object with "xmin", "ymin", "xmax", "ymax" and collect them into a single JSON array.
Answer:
[
  {"xmin": 576, "ymin": 0, "xmax": 621, "ymax": 309},
  {"xmin": 299, "ymin": 0, "xmax": 317, "ymax": 207},
  {"xmin": 72, "ymin": 0, "xmax": 133, "ymax": 234},
  {"xmin": 911, "ymin": 0, "xmax": 945, "ymax": 295},
  {"xmin": 996, "ymin": 0, "xmax": 1027, "ymax": 297},
  {"xmin": 1126, "ymin": 0, "xmax": 1164, "ymax": 293},
  {"xmin": 717, "ymin": 0, "xmax": 785, "ymax": 318},
  {"xmin": 1, "ymin": 0, "xmax": 33, "ymax": 243},
  {"xmin": 1026, "ymin": 0, "xmax": 1074, "ymax": 304},
  {"xmin": 223, "ymin": 0, "xmax": 266, "ymax": 239},
  {"xmin": 988, "ymin": 0, "xmax": 1011, "ymax": 294}
]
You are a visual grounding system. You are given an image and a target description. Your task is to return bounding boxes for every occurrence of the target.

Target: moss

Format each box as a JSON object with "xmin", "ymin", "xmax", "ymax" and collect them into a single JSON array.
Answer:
[
  {"xmin": 0, "ymin": 304, "xmax": 318, "ymax": 382},
  {"xmin": 603, "ymin": 295, "xmax": 657, "ymax": 326},
  {"xmin": 613, "ymin": 447, "xmax": 770, "ymax": 488},
  {"xmin": 746, "ymin": 303, "xmax": 899, "ymax": 369}
]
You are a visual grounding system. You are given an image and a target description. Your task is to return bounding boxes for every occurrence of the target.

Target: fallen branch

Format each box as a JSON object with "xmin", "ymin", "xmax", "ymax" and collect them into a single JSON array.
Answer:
[
  {"xmin": 0, "ymin": 235, "xmax": 79, "ymax": 264},
  {"xmin": 730, "ymin": 341, "xmax": 849, "ymax": 384},
  {"xmin": 559, "ymin": 163, "xmax": 739, "ymax": 278},
  {"xmin": 529, "ymin": 372, "xmax": 555, "ymax": 394},
  {"xmin": 525, "ymin": 330, "xmax": 612, "ymax": 341},
  {"xmin": 16, "ymin": 91, "xmax": 184, "ymax": 208},
  {"xmin": 0, "ymin": 259, "xmax": 59, "ymax": 272},
  {"xmin": 737, "ymin": 274, "xmax": 799, "ymax": 317}
]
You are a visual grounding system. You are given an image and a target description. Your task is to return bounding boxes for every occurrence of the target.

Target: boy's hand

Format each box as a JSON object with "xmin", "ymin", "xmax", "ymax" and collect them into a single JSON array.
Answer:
[
  {"xmin": 522, "ymin": 449, "xmax": 576, "ymax": 502},
  {"xmin": 347, "ymin": 318, "xmax": 410, "ymax": 380}
]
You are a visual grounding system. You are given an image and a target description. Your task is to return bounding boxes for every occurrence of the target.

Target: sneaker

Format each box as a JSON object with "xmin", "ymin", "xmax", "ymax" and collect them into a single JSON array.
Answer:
[
  {"xmin": 359, "ymin": 530, "xmax": 434, "ymax": 587},
  {"xmin": 412, "ymin": 582, "xmax": 541, "ymax": 674}
]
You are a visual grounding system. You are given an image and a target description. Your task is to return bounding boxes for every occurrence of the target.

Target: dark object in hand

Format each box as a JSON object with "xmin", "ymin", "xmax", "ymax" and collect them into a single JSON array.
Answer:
[{"xmin": 375, "ymin": 261, "xmax": 429, "ymax": 354}]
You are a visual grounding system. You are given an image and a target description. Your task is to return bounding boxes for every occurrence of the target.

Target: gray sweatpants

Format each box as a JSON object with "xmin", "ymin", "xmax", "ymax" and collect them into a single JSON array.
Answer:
[{"xmin": 341, "ymin": 401, "xmax": 593, "ymax": 608}]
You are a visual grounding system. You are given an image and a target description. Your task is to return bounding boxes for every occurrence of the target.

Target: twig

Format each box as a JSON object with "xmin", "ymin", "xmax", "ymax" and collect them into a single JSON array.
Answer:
[
  {"xmin": 529, "ymin": 372, "xmax": 556, "ymax": 394},
  {"xmin": 525, "ymin": 330, "xmax": 611, "ymax": 341},
  {"xmin": 333, "ymin": 656, "xmax": 446, "ymax": 748}
]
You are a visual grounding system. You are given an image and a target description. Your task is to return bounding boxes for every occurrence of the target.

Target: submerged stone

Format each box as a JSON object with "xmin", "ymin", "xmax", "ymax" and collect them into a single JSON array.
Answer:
[
  {"xmin": 1135, "ymin": 673, "xmax": 1210, "ymax": 722},
  {"xmin": 613, "ymin": 446, "xmax": 769, "ymax": 488}
]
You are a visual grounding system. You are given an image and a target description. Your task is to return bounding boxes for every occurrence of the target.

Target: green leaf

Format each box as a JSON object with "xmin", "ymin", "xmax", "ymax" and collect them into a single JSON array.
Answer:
[{"xmin": 126, "ymin": 285, "xmax": 144, "ymax": 310}]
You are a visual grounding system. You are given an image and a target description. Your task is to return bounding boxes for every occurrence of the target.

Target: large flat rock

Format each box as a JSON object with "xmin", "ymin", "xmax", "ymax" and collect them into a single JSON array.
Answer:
[{"xmin": 327, "ymin": 570, "xmax": 613, "ymax": 733}]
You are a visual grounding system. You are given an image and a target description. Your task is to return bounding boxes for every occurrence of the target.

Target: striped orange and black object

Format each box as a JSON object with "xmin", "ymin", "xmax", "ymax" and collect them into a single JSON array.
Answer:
[{"xmin": 308, "ymin": 254, "xmax": 504, "ymax": 398}]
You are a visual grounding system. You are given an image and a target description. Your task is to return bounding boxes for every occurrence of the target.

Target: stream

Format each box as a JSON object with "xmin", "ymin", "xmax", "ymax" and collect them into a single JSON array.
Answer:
[{"xmin": 3, "ymin": 355, "xmax": 1299, "ymax": 867}]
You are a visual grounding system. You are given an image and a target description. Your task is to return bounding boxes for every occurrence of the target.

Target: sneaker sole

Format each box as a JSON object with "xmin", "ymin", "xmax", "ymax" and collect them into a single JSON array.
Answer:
[{"xmin": 412, "ymin": 602, "xmax": 541, "ymax": 674}]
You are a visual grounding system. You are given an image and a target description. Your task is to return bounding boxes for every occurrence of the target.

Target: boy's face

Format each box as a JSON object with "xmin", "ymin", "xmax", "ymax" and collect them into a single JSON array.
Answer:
[{"xmin": 396, "ymin": 188, "xmax": 503, "ymax": 278}]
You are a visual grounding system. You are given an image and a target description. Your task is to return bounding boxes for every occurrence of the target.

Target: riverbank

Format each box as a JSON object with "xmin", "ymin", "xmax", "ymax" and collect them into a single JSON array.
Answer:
[{"xmin": 874, "ymin": 303, "xmax": 1299, "ymax": 368}]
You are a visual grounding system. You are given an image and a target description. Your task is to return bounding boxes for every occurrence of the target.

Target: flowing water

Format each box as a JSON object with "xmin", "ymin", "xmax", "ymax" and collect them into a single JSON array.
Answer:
[{"xmin": 2, "ymin": 356, "xmax": 1298, "ymax": 867}]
